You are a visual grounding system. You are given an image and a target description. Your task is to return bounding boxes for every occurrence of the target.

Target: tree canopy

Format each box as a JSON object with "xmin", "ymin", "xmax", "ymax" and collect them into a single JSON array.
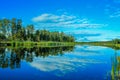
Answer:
[{"xmin": 0, "ymin": 18, "xmax": 75, "ymax": 42}]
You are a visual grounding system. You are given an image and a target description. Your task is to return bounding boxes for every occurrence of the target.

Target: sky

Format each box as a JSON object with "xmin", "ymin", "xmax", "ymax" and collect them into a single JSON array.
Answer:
[{"xmin": 0, "ymin": 0, "xmax": 120, "ymax": 41}]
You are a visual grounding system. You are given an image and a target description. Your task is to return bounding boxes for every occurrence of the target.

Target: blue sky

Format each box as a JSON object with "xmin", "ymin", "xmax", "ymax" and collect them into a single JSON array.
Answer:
[{"xmin": 0, "ymin": 0, "xmax": 120, "ymax": 41}]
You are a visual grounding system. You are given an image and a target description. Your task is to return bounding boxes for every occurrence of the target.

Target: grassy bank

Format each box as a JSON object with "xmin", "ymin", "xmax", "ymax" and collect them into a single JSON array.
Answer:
[
  {"xmin": 0, "ymin": 41, "xmax": 75, "ymax": 48},
  {"xmin": 1, "ymin": 40, "xmax": 120, "ymax": 50},
  {"xmin": 76, "ymin": 41, "xmax": 120, "ymax": 50}
]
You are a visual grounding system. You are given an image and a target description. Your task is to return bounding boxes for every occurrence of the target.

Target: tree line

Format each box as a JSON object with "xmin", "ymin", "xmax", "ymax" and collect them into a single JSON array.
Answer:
[
  {"xmin": 112, "ymin": 39, "xmax": 120, "ymax": 44},
  {"xmin": 0, "ymin": 18, "xmax": 75, "ymax": 42}
]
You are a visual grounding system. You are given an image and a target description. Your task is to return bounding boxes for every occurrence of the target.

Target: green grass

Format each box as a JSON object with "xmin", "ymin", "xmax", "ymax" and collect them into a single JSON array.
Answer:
[
  {"xmin": 0, "ymin": 41, "xmax": 75, "ymax": 48},
  {"xmin": 1, "ymin": 40, "xmax": 120, "ymax": 50},
  {"xmin": 76, "ymin": 41, "xmax": 120, "ymax": 50}
]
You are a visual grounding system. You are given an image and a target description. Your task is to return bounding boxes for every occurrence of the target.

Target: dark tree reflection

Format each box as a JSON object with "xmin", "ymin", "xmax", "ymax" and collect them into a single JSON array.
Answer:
[{"xmin": 0, "ymin": 46, "xmax": 74, "ymax": 69}]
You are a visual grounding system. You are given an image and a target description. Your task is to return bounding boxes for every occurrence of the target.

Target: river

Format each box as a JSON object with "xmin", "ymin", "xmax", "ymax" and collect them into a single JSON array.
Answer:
[{"xmin": 0, "ymin": 45, "xmax": 119, "ymax": 80}]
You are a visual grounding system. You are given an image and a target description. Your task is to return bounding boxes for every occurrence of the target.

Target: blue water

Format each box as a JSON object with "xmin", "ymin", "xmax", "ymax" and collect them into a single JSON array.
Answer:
[{"xmin": 0, "ymin": 45, "xmax": 117, "ymax": 80}]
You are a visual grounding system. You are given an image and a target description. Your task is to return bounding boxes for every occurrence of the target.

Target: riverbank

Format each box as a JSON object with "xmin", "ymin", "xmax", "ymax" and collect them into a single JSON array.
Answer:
[
  {"xmin": 1, "ymin": 40, "xmax": 120, "ymax": 50},
  {"xmin": 76, "ymin": 41, "xmax": 120, "ymax": 50},
  {"xmin": 0, "ymin": 41, "xmax": 75, "ymax": 48}
]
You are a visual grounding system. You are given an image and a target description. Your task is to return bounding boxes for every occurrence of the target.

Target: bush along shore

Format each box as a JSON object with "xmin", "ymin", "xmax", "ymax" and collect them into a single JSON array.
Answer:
[{"xmin": 0, "ymin": 41, "xmax": 75, "ymax": 48}]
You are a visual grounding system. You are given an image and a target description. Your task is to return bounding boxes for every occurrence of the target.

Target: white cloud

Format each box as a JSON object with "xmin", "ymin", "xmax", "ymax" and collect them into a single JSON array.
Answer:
[
  {"xmin": 70, "ymin": 29, "xmax": 120, "ymax": 41},
  {"xmin": 32, "ymin": 13, "xmax": 77, "ymax": 23},
  {"xmin": 32, "ymin": 13, "xmax": 108, "ymax": 41},
  {"xmin": 32, "ymin": 13, "xmax": 106, "ymax": 29},
  {"xmin": 104, "ymin": 3, "xmax": 120, "ymax": 18},
  {"xmin": 110, "ymin": 10, "xmax": 120, "ymax": 18}
]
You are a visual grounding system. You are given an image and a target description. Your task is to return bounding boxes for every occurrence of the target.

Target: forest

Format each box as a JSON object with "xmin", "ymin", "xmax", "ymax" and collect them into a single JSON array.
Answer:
[{"xmin": 0, "ymin": 18, "xmax": 75, "ymax": 42}]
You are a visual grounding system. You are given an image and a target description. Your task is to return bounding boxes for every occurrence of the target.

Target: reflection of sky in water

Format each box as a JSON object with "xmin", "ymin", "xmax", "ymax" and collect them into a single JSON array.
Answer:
[{"xmin": 29, "ymin": 45, "xmax": 114, "ymax": 80}]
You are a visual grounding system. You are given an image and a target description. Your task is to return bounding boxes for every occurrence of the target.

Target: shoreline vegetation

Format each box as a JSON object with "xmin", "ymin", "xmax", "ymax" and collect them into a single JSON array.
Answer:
[
  {"xmin": 76, "ymin": 39, "xmax": 120, "ymax": 50},
  {"xmin": 0, "ymin": 41, "xmax": 75, "ymax": 48},
  {"xmin": 0, "ymin": 18, "xmax": 120, "ymax": 49},
  {"xmin": 0, "ymin": 18, "xmax": 75, "ymax": 47}
]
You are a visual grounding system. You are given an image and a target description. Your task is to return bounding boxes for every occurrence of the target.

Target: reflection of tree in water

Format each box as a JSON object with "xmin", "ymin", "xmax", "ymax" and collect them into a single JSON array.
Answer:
[
  {"xmin": 0, "ymin": 48, "xmax": 21, "ymax": 69},
  {"xmin": 0, "ymin": 46, "xmax": 74, "ymax": 69}
]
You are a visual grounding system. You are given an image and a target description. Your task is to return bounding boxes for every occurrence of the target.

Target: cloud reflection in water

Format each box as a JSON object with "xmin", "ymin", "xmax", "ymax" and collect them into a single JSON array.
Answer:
[{"xmin": 30, "ymin": 45, "xmax": 108, "ymax": 77}]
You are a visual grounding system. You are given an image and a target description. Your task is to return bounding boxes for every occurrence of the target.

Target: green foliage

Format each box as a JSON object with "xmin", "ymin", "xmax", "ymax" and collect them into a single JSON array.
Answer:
[
  {"xmin": 0, "ymin": 33, "xmax": 6, "ymax": 41},
  {"xmin": 112, "ymin": 39, "xmax": 120, "ymax": 44},
  {"xmin": 0, "ymin": 18, "xmax": 75, "ymax": 42}
]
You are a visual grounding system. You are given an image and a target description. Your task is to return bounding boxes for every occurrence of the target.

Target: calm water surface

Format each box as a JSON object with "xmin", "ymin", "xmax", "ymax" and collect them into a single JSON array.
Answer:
[{"xmin": 0, "ymin": 45, "xmax": 118, "ymax": 80}]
